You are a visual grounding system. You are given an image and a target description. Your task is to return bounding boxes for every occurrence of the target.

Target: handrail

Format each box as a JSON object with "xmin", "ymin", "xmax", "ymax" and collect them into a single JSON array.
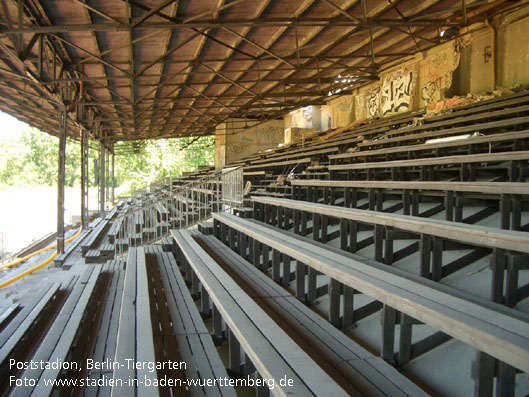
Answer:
[
  {"xmin": 112, "ymin": 167, "xmax": 243, "ymax": 255},
  {"xmin": 0, "ymin": 228, "xmax": 83, "ymax": 288},
  {"xmin": 0, "ymin": 228, "xmax": 83, "ymax": 271}
]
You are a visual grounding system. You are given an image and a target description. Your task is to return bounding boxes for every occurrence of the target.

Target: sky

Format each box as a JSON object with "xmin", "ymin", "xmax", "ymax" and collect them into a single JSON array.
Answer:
[{"xmin": 0, "ymin": 111, "xmax": 29, "ymax": 143}]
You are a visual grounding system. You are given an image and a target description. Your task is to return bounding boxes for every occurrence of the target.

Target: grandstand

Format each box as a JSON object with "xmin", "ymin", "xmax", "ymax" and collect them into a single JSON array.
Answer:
[{"xmin": 0, "ymin": 0, "xmax": 529, "ymax": 396}]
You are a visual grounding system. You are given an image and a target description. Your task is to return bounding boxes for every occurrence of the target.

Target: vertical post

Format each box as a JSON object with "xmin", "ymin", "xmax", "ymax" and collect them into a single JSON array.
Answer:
[
  {"xmin": 57, "ymin": 104, "xmax": 67, "ymax": 254},
  {"xmin": 228, "ymin": 328, "xmax": 241, "ymax": 376},
  {"xmin": 343, "ymin": 286, "xmax": 354, "ymax": 328},
  {"xmin": 212, "ymin": 305, "xmax": 223, "ymax": 343},
  {"xmin": 81, "ymin": 126, "xmax": 88, "ymax": 230},
  {"xmin": 105, "ymin": 143, "xmax": 109, "ymax": 207},
  {"xmin": 295, "ymin": 261, "xmax": 305, "ymax": 300},
  {"xmin": 398, "ymin": 313, "xmax": 413, "ymax": 366},
  {"xmin": 473, "ymin": 351, "xmax": 495, "ymax": 397},
  {"xmin": 461, "ymin": 0, "xmax": 467, "ymax": 25},
  {"xmin": 381, "ymin": 305, "xmax": 396, "ymax": 363},
  {"xmin": 491, "ymin": 248, "xmax": 505, "ymax": 303},
  {"xmin": 329, "ymin": 278, "xmax": 341, "ymax": 327},
  {"xmin": 99, "ymin": 138, "xmax": 106, "ymax": 216},
  {"xmin": 111, "ymin": 144, "xmax": 115, "ymax": 205}
]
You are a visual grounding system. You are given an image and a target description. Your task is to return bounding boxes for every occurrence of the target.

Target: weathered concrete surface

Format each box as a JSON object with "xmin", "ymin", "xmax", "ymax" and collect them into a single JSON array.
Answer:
[{"xmin": 215, "ymin": 118, "xmax": 283, "ymax": 167}]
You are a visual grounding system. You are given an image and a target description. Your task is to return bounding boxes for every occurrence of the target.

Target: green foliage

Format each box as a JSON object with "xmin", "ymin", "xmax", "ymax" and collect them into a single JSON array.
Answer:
[
  {"xmin": 21, "ymin": 128, "xmax": 59, "ymax": 186},
  {"xmin": 0, "ymin": 125, "xmax": 214, "ymax": 193},
  {"xmin": 0, "ymin": 137, "xmax": 28, "ymax": 185},
  {"xmin": 113, "ymin": 136, "xmax": 214, "ymax": 195}
]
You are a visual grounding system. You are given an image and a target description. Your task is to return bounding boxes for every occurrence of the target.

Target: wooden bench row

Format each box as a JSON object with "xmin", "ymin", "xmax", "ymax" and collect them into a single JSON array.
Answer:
[
  {"xmin": 249, "ymin": 146, "xmax": 339, "ymax": 165},
  {"xmin": 251, "ymin": 197, "xmax": 529, "ymax": 254},
  {"xmin": 381, "ymin": 102, "xmax": 529, "ymax": 142},
  {"xmin": 212, "ymin": 212, "xmax": 529, "ymax": 395},
  {"xmin": 81, "ymin": 218, "xmax": 110, "ymax": 256},
  {"xmin": 172, "ymin": 229, "xmax": 349, "ymax": 396},
  {"xmin": 356, "ymin": 115, "xmax": 529, "ymax": 151},
  {"xmin": 0, "ymin": 282, "xmax": 62, "ymax": 394},
  {"xmin": 425, "ymin": 89, "xmax": 529, "ymax": 123},
  {"xmin": 251, "ymin": 196, "xmax": 529, "ymax": 307},
  {"xmin": 6, "ymin": 266, "xmax": 103, "ymax": 396},
  {"xmin": 149, "ymin": 244, "xmax": 235, "ymax": 396},
  {"xmin": 329, "ymin": 129, "xmax": 529, "ymax": 164},
  {"xmin": 329, "ymin": 150, "xmax": 529, "ymax": 182},
  {"xmin": 290, "ymin": 180, "xmax": 529, "ymax": 231},
  {"xmin": 198, "ymin": 234, "xmax": 428, "ymax": 396}
]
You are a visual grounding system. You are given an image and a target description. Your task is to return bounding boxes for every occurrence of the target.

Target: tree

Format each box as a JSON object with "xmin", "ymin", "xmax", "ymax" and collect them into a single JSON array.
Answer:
[{"xmin": 0, "ymin": 126, "xmax": 215, "ymax": 194}]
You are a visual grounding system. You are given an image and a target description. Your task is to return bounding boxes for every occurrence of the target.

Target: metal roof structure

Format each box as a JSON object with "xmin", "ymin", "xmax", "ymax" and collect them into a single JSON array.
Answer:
[{"xmin": 0, "ymin": 0, "xmax": 519, "ymax": 144}]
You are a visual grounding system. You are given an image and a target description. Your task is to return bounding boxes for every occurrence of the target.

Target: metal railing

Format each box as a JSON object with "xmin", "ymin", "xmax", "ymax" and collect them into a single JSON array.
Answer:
[
  {"xmin": 112, "ymin": 167, "xmax": 243, "ymax": 255},
  {"xmin": 221, "ymin": 166, "xmax": 244, "ymax": 207}
]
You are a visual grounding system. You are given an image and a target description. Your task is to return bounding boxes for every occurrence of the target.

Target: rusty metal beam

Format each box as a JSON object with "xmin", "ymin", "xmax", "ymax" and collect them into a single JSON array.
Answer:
[
  {"xmin": 0, "ymin": 18, "xmax": 467, "ymax": 34},
  {"xmin": 131, "ymin": 0, "xmax": 178, "ymax": 28},
  {"xmin": 321, "ymin": 0, "xmax": 361, "ymax": 23},
  {"xmin": 57, "ymin": 103, "xmax": 67, "ymax": 253},
  {"xmin": 222, "ymin": 25, "xmax": 296, "ymax": 68}
]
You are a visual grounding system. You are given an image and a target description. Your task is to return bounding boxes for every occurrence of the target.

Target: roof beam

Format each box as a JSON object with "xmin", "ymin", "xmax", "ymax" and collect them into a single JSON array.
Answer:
[
  {"xmin": 0, "ymin": 18, "xmax": 466, "ymax": 33},
  {"xmin": 73, "ymin": 0, "xmax": 124, "ymax": 25},
  {"xmin": 222, "ymin": 25, "xmax": 296, "ymax": 68},
  {"xmin": 320, "ymin": 0, "xmax": 361, "ymax": 23},
  {"xmin": 130, "ymin": 0, "xmax": 178, "ymax": 28},
  {"xmin": 52, "ymin": 34, "xmax": 129, "ymax": 76}
]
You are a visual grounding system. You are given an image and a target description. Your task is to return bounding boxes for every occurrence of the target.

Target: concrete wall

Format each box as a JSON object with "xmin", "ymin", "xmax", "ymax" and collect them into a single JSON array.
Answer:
[
  {"xmin": 214, "ymin": 123, "xmax": 227, "ymax": 169},
  {"xmin": 214, "ymin": 118, "xmax": 284, "ymax": 168},
  {"xmin": 458, "ymin": 32, "xmax": 492, "ymax": 94},
  {"xmin": 327, "ymin": 95, "xmax": 354, "ymax": 128},
  {"xmin": 457, "ymin": 9, "xmax": 529, "ymax": 93},
  {"xmin": 500, "ymin": 14, "xmax": 529, "ymax": 88},
  {"xmin": 418, "ymin": 43, "xmax": 461, "ymax": 106},
  {"xmin": 285, "ymin": 127, "xmax": 315, "ymax": 145}
]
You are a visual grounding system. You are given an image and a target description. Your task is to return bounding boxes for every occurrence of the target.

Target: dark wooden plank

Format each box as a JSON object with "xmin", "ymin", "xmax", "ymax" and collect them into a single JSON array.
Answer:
[
  {"xmin": 156, "ymin": 247, "xmax": 233, "ymax": 397},
  {"xmin": 84, "ymin": 261, "xmax": 125, "ymax": 397},
  {"xmin": 33, "ymin": 266, "xmax": 102, "ymax": 397},
  {"xmin": 213, "ymin": 213, "xmax": 529, "ymax": 373},
  {"xmin": 172, "ymin": 230, "xmax": 344, "ymax": 396},
  {"xmin": 12, "ymin": 268, "xmax": 96, "ymax": 396},
  {"xmin": 330, "ymin": 151, "xmax": 529, "ymax": 171},
  {"xmin": 200, "ymin": 235, "xmax": 428, "ymax": 396},
  {"xmin": 251, "ymin": 197, "xmax": 529, "ymax": 254}
]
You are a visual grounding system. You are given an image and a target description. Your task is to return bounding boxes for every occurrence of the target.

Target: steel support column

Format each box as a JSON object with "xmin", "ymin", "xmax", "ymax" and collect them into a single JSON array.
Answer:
[
  {"xmin": 99, "ymin": 138, "xmax": 106, "ymax": 216},
  {"xmin": 81, "ymin": 127, "xmax": 89, "ymax": 229},
  {"xmin": 57, "ymin": 105, "xmax": 67, "ymax": 254},
  {"xmin": 111, "ymin": 143, "xmax": 115, "ymax": 205},
  {"xmin": 105, "ymin": 144, "xmax": 110, "ymax": 207}
]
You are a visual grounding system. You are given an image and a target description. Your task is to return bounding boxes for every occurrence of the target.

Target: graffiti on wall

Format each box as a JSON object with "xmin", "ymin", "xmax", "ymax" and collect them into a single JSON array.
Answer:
[
  {"xmin": 232, "ymin": 143, "xmax": 250, "ymax": 154},
  {"xmin": 354, "ymin": 93, "xmax": 367, "ymax": 120},
  {"xmin": 419, "ymin": 43, "xmax": 461, "ymax": 105},
  {"xmin": 291, "ymin": 107, "xmax": 313, "ymax": 128},
  {"xmin": 421, "ymin": 80, "xmax": 441, "ymax": 104},
  {"xmin": 380, "ymin": 66, "xmax": 416, "ymax": 116},
  {"xmin": 332, "ymin": 96, "xmax": 352, "ymax": 127},
  {"xmin": 366, "ymin": 87, "xmax": 380, "ymax": 118},
  {"xmin": 337, "ymin": 100, "xmax": 352, "ymax": 113},
  {"xmin": 251, "ymin": 125, "xmax": 282, "ymax": 144}
]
